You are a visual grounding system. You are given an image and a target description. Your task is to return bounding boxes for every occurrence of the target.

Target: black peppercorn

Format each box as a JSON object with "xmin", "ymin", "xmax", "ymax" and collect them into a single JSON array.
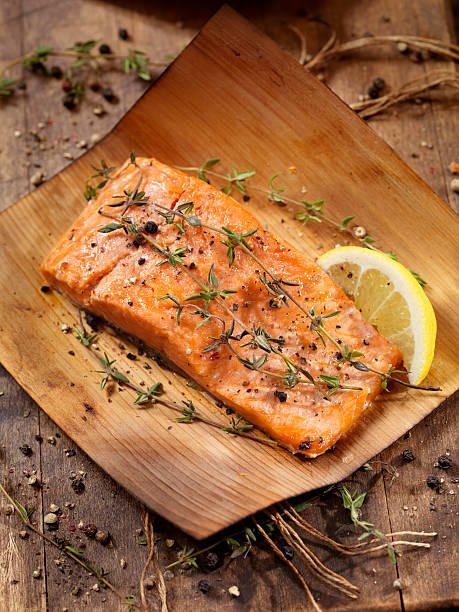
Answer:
[
  {"xmin": 144, "ymin": 221, "xmax": 158, "ymax": 234},
  {"xmin": 243, "ymin": 194, "xmax": 250, "ymax": 202},
  {"xmin": 368, "ymin": 85, "xmax": 380, "ymax": 99},
  {"xmin": 40, "ymin": 285, "xmax": 50, "ymax": 293},
  {"xmin": 62, "ymin": 94, "xmax": 76, "ymax": 110},
  {"xmin": 126, "ymin": 353, "xmax": 136, "ymax": 360},
  {"xmin": 198, "ymin": 579, "xmax": 211, "ymax": 594},
  {"xmin": 133, "ymin": 234, "xmax": 145, "ymax": 248},
  {"xmin": 437, "ymin": 455, "xmax": 452, "ymax": 469},
  {"xmin": 299, "ymin": 441, "xmax": 311, "ymax": 450},
  {"xmin": 274, "ymin": 390, "xmax": 287, "ymax": 402},
  {"xmin": 402, "ymin": 449, "xmax": 415, "ymax": 463},
  {"xmin": 50, "ymin": 66, "xmax": 63, "ymax": 79},
  {"xmin": 19, "ymin": 444, "xmax": 33, "ymax": 456},
  {"xmin": 138, "ymin": 257, "xmax": 146, "ymax": 265},
  {"xmin": 102, "ymin": 87, "xmax": 117, "ymax": 103},
  {"xmin": 426, "ymin": 476, "xmax": 441, "ymax": 489},
  {"xmin": 372, "ymin": 77, "xmax": 385, "ymax": 90},
  {"xmin": 71, "ymin": 478, "xmax": 85, "ymax": 493},
  {"xmin": 119, "ymin": 28, "xmax": 128, "ymax": 40},
  {"xmin": 281, "ymin": 545, "xmax": 294, "ymax": 560},
  {"xmin": 189, "ymin": 262, "xmax": 196, "ymax": 270},
  {"xmin": 99, "ymin": 43, "xmax": 112, "ymax": 54},
  {"xmin": 202, "ymin": 551, "xmax": 220, "ymax": 570}
]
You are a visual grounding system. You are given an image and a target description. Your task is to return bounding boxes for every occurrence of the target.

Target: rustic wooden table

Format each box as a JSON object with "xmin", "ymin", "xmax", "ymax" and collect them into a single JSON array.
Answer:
[{"xmin": 1, "ymin": 1, "xmax": 457, "ymax": 611}]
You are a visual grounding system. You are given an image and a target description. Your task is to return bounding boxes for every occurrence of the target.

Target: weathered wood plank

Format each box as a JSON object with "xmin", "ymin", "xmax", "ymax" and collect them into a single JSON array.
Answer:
[
  {"xmin": 39, "ymin": 408, "xmax": 149, "ymax": 611},
  {"xmin": 382, "ymin": 393, "xmax": 458, "ymax": 611},
  {"xmin": 0, "ymin": 366, "xmax": 46, "ymax": 612},
  {"xmin": 0, "ymin": 1, "xmax": 30, "ymax": 212}
]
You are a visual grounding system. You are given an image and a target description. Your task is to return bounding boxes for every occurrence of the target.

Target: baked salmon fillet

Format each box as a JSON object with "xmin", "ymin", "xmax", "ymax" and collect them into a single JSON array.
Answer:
[{"xmin": 41, "ymin": 157, "xmax": 402, "ymax": 457}]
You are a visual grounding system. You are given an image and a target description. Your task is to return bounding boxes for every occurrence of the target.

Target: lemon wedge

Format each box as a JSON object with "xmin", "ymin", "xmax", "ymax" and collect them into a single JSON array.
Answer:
[{"xmin": 318, "ymin": 246, "xmax": 436, "ymax": 385}]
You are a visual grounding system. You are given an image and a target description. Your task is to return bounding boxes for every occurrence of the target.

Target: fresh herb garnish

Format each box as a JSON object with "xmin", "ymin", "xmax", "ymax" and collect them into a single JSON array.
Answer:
[{"xmin": 178, "ymin": 159, "xmax": 427, "ymax": 288}]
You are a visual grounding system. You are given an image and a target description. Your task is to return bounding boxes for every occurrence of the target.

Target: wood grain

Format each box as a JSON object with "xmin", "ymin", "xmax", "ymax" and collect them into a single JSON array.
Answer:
[{"xmin": 0, "ymin": 6, "xmax": 458, "ymax": 541}]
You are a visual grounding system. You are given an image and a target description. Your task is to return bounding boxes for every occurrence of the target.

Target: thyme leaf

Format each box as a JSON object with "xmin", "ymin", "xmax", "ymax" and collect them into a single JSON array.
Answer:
[
  {"xmin": 0, "ymin": 78, "xmax": 16, "ymax": 96},
  {"xmin": 340, "ymin": 485, "xmax": 397, "ymax": 563},
  {"xmin": 123, "ymin": 49, "xmax": 151, "ymax": 81}
]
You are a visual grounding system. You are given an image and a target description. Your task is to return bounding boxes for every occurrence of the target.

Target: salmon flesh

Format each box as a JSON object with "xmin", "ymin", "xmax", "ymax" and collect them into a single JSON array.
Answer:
[{"xmin": 41, "ymin": 157, "xmax": 402, "ymax": 457}]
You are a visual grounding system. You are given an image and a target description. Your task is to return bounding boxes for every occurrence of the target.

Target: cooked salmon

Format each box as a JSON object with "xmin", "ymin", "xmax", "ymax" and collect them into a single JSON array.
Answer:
[{"xmin": 41, "ymin": 157, "xmax": 402, "ymax": 457}]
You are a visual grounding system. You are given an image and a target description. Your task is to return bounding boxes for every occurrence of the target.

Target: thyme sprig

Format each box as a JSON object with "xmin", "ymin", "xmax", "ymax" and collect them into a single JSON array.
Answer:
[
  {"xmin": 145, "ymin": 200, "xmax": 438, "ymax": 392},
  {"xmin": 102, "ymin": 199, "xmax": 427, "ymax": 397},
  {"xmin": 96, "ymin": 207, "xmax": 362, "ymax": 399},
  {"xmin": 84, "ymin": 160, "xmax": 117, "ymax": 201},
  {"xmin": 176, "ymin": 159, "xmax": 255, "ymax": 195},
  {"xmin": 159, "ymin": 292, "xmax": 358, "ymax": 398},
  {"xmin": 0, "ymin": 41, "xmax": 170, "ymax": 104},
  {"xmin": 176, "ymin": 159, "xmax": 427, "ymax": 287},
  {"xmin": 339, "ymin": 485, "xmax": 396, "ymax": 563},
  {"xmin": 73, "ymin": 323, "xmax": 278, "ymax": 448},
  {"xmin": 109, "ymin": 152, "xmax": 148, "ymax": 215},
  {"xmin": 183, "ymin": 264, "xmax": 237, "ymax": 305},
  {"xmin": 0, "ymin": 482, "xmax": 139, "ymax": 608},
  {"xmin": 73, "ymin": 309, "xmax": 98, "ymax": 346}
]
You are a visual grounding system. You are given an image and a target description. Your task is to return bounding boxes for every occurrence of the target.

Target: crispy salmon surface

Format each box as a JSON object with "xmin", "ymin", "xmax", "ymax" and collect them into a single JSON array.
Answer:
[{"xmin": 41, "ymin": 158, "xmax": 402, "ymax": 457}]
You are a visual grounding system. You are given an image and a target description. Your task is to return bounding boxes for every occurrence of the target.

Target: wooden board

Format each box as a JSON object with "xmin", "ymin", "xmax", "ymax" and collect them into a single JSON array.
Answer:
[{"xmin": 0, "ymin": 6, "xmax": 457, "ymax": 540}]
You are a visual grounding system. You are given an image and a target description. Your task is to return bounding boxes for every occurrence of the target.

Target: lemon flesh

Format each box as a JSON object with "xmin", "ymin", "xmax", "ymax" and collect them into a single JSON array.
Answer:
[{"xmin": 318, "ymin": 246, "xmax": 436, "ymax": 385}]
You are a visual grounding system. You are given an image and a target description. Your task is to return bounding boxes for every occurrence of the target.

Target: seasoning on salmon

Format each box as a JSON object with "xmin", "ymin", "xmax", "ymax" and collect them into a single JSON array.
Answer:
[{"xmin": 41, "ymin": 157, "xmax": 402, "ymax": 457}]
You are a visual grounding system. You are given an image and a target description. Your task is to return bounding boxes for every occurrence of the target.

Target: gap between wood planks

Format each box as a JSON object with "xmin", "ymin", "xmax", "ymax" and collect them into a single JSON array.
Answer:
[{"xmin": 380, "ymin": 458, "xmax": 404, "ymax": 612}]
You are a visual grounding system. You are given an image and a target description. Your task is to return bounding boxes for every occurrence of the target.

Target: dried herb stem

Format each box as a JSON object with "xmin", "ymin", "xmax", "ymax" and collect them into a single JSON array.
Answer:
[
  {"xmin": 0, "ymin": 49, "xmax": 167, "ymax": 78},
  {"xmin": 78, "ymin": 330, "xmax": 278, "ymax": 449},
  {"xmin": 254, "ymin": 517, "xmax": 323, "ymax": 612},
  {"xmin": 141, "ymin": 508, "xmax": 168, "ymax": 612},
  {"xmin": 350, "ymin": 69, "xmax": 459, "ymax": 118},
  {"xmin": 303, "ymin": 34, "xmax": 459, "ymax": 71},
  {"xmin": 269, "ymin": 510, "xmax": 359, "ymax": 598},
  {"xmin": 282, "ymin": 502, "xmax": 435, "ymax": 555}
]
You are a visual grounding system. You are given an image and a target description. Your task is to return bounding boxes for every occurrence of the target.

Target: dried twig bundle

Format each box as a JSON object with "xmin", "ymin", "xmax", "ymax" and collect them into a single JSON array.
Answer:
[
  {"xmin": 288, "ymin": 26, "xmax": 458, "ymax": 119},
  {"xmin": 141, "ymin": 508, "xmax": 168, "ymax": 612},
  {"xmin": 350, "ymin": 69, "xmax": 459, "ymax": 118},
  {"xmin": 303, "ymin": 34, "xmax": 459, "ymax": 70}
]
